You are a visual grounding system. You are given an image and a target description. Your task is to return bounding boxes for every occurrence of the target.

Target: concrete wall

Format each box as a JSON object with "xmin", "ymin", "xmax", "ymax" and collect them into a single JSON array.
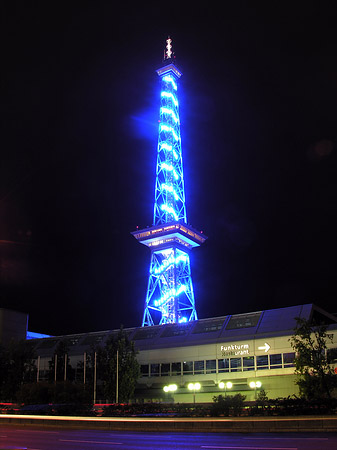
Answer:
[
  {"xmin": 135, "ymin": 333, "xmax": 302, "ymax": 402},
  {"xmin": 0, "ymin": 308, "xmax": 28, "ymax": 346}
]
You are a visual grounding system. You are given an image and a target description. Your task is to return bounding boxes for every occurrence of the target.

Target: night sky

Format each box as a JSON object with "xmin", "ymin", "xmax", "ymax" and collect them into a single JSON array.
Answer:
[{"xmin": 1, "ymin": 3, "xmax": 337, "ymax": 336}]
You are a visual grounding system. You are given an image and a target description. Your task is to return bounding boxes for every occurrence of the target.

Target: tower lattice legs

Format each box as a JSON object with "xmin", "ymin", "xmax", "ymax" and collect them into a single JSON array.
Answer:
[{"xmin": 142, "ymin": 247, "xmax": 197, "ymax": 327}]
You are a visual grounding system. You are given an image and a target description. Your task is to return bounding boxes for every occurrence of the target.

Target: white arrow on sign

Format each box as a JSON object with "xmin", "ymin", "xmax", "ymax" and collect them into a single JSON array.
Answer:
[{"xmin": 258, "ymin": 343, "xmax": 271, "ymax": 353}]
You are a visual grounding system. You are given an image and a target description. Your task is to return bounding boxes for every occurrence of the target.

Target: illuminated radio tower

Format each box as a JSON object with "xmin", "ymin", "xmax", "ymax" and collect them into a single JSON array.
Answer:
[{"xmin": 132, "ymin": 38, "xmax": 207, "ymax": 326}]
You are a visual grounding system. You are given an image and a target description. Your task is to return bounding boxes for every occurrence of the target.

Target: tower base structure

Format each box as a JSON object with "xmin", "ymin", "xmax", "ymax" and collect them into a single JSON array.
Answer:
[{"xmin": 132, "ymin": 222, "xmax": 207, "ymax": 326}]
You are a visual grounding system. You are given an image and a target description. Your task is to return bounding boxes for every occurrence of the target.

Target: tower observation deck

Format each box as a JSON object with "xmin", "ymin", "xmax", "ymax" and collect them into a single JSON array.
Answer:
[{"xmin": 132, "ymin": 38, "xmax": 207, "ymax": 327}]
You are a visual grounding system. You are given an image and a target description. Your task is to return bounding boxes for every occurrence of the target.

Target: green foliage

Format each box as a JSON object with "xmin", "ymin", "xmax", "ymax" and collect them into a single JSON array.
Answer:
[
  {"xmin": 248, "ymin": 389, "xmax": 269, "ymax": 416},
  {"xmin": 211, "ymin": 393, "xmax": 246, "ymax": 416},
  {"xmin": 16, "ymin": 381, "xmax": 91, "ymax": 405},
  {"xmin": 256, "ymin": 389, "xmax": 268, "ymax": 409},
  {"xmin": 98, "ymin": 327, "xmax": 140, "ymax": 403},
  {"xmin": 0, "ymin": 328, "xmax": 140, "ymax": 405},
  {"xmin": 0, "ymin": 340, "xmax": 36, "ymax": 401},
  {"xmin": 48, "ymin": 340, "xmax": 74, "ymax": 382},
  {"xmin": 289, "ymin": 317, "xmax": 337, "ymax": 399},
  {"xmin": 267, "ymin": 396, "xmax": 337, "ymax": 415},
  {"xmin": 102, "ymin": 402, "xmax": 209, "ymax": 417}
]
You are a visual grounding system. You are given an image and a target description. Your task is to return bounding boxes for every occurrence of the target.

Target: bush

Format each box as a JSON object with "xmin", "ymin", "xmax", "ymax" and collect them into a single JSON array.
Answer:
[
  {"xmin": 211, "ymin": 394, "xmax": 246, "ymax": 417},
  {"xmin": 267, "ymin": 396, "xmax": 337, "ymax": 416},
  {"xmin": 16, "ymin": 381, "xmax": 92, "ymax": 405},
  {"xmin": 101, "ymin": 402, "xmax": 210, "ymax": 417},
  {"xmin": 249, "ymin": 389, "xmax": 269, "ymax": 416},
  {"xmin": 19, "ymin": 403, "xmax": 96, "ymax": 416},
  {"xmin": 248, "ymin": 395, "xmax": 337, "ymax": 416}
]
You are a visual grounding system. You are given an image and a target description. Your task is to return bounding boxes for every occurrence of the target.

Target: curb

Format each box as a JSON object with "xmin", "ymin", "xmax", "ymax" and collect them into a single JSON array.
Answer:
[{"xmin": 1, "ymin": 414, "xmax": 337, "ymax": 433}]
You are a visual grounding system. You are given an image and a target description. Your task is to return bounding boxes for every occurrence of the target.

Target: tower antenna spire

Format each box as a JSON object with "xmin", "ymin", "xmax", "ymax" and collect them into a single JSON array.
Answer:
[
  {"xmin": 164, "ymin": 36, "xmax": 173, "ymax": 61},
  {"xmin": 132, "ymin": 41, "xmax": 207, "ymax": 326}
]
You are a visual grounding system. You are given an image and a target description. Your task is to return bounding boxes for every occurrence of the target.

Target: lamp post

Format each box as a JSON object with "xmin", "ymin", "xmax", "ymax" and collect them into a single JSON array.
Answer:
[
  {"xmin": 219, "ymin": 381, "xmax": 233, "ymax": 397},
  {"xmin": 249, "ymin": 380, "xmax": 262, "ymax": 399},
  {"xmin": 188, "ymin": 382, "xmax": 201, "ymax": 404},
  {"xmin": 116, "ymin": 349, "xmax": 119, "ymax": 404},
  {"xmin": 163, "ymin": 384, "xmax": 178, "ymax": 402}
]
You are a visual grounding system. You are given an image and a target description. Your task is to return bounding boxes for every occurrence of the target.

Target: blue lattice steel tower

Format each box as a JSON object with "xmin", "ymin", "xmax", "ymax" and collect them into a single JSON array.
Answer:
[{"xmin": 132, "ymin": 38, "xmax": 207, "ymax": 326}]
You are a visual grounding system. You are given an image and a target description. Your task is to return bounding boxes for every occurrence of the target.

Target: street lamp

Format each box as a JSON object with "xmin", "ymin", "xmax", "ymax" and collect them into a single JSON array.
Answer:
[
  {"xmin": 163, "ymin": 384, "xmax": 177, "ymax": 403},
  {"xmin": 163, "ymin": 384, "xmax": 178, "ymax": 393},
  {"xmin": 188, "ymin": 382, "xmax": 201, "ymax": 403},
  {"xmin": 249, "ymin": 380, "xmax": 262, "ymax": 399},
  {"xmin": 219, "ymin": 381, "xmax": 233, "ymax": 396}
]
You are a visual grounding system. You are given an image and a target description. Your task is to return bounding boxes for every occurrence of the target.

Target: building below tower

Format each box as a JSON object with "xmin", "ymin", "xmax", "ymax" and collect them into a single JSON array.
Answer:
[{"xmin": 26, "ymin": 303, "xmax": 337, "ymax": 403}]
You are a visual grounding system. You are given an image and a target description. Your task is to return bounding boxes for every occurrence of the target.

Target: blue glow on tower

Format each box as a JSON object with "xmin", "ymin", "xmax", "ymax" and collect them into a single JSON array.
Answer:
[{"xmin": 132, "ymin": 38, "xmax": 207, "ymax": 326}]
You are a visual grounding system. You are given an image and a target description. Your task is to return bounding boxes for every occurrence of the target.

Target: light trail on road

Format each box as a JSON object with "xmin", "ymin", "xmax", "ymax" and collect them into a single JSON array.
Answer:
[{"xmin": 1, "ymin": 426, "xmax": 337, "ymax": 450}]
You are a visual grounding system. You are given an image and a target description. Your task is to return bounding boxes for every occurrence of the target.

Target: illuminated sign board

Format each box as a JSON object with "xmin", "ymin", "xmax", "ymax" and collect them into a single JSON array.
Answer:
[
  {"xmin": 220, "ymin": 343, "xmax": 250, "ymax": 357},
  {"xmin": 220, "ymin": 341, "xmax": 272, "ymax": 357},
  {"xmin": 258, "ymin": 342, "xmax": 271, "ymax": 353}
]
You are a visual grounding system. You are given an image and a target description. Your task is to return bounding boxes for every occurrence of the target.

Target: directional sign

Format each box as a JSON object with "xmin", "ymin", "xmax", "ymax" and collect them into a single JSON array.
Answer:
[{"xmin": 258, "ymin": 342, "xmax": 270, "ymax": 353}]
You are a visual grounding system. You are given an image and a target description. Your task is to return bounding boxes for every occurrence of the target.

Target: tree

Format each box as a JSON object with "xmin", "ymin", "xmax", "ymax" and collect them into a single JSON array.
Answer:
[
  {"xmin": 256, "ymin": 389, "xmax": 268, "ymax": 410},
  {"xmin": 289, "ymin": 317, "xmax": 337, "ymax": 399},
  {"xmin": 211, "ymin": 394, "xmax": 246, "ymax": 416},
  {"xmin": 99, "ymin": 327, "xmax": 140, "ymax": 403},
  {"xmin": 0, "ymin": 344, "xmax": 10, "ymax": 400},
  {"xmin": 0, "ymin": 340, "xmax": 36, "ymax": 401},
  {"xmin": 48, "ymin": 340, "xmax": 73, "ymax": 382}
]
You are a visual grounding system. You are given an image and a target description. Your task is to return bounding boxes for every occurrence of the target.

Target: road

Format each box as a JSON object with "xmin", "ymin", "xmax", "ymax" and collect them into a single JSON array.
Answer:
[{"xmin": 1, "ymin": 427, "xmax": 337, "ymax": 450}]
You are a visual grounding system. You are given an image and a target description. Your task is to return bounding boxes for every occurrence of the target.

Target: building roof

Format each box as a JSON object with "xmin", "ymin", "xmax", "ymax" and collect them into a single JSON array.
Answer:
[{"xmin": 27, "ymin": 303, "xmax": 337, "ymax": 357}]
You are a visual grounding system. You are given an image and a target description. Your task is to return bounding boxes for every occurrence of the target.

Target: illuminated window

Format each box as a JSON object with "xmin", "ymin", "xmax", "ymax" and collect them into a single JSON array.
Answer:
[
  {"xmin": 171, "ymin": 362, "xmax": 181, "ymax": 376},
  {"xmin": 140, "ymin": 364, "xmax": 149, "ymax": 377},
  {"xmin": 218, "ymin": 358, "xmax": 230, "ymax": 373},
  {"xmin": 183, "ymin": 361, "xmax": 193, "ymax": 374},
  {"xmin": 283, "ymin": 352, "xmax": 295, "ymax": 367},
  {"xmin": 270, "ymin": 354, "xmax": 282, "ymax": 369},
  {"xmin": 206, "ymin": 359, "xmax": 216, "ymax": 374},
  {"xmin": 243, "ymin": 356, "xmax": 255, "ymax": 371},
  {"xmin": 230, "ymin": 357, "xmax": 242, "ymax": 372},
  {"xmin": 256, "ymin": 355, "xmax": 269, "ymax": 370},
  {"xmin": 226, "ymin": 312, "xmax": 261, "ymax": 330},
  {"xmin": 150, "ymin": 363, "xmax": 160, "ymax": 377},
  {"xmin": 194, "ymin": 360, "xmax": 204, "ymax": 375},
  {"xmin": 161, "ymin": 363, "xmax": 170, "ymax": 376},
  {"xmin": 192, "ymin": 318, "xmax": 225, "ymax": 334}
]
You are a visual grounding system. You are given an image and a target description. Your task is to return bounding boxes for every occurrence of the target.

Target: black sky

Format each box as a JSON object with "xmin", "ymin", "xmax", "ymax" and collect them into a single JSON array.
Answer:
[{"xmin": 1, "ymin": 2, "xmax": 337, "ymax": 335}]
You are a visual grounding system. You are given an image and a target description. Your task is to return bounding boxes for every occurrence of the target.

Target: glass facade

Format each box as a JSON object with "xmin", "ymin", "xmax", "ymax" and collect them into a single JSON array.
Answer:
[
  {"xmin": 161, "ymin": 363, "xmax": 170, "ymax": 376},
  {"xmin": 150, "ymin": 363, "xmax": 160, "ymax": 377},
  {"xmin": 270, "ymin": 354, "xmax": 282, "ymax": 369},
  {"xmin": 140, "ymin": 352, "xmax": 296, "ymax": 377},
  {"xmin": 172, "ymin": 362, "xmax": 181, "ymax": 376},
  {"xmin": 218, "ymin": 358, "xmax": 230, "ymax": 373},
  {"xmin": 206, "ymin": 359, "xmax": 216, "ymax": 374},
  {"xmin": 256, "ymin": 355, "xmax": 268, "ymax": 370},
  {"xmin": 327, "ymin": 347, "xmax": 337, "ymax": 364},
  {"xmin": 183, "ymin": 361, "xmax": 193, "ymax": 374},
  {"xmin": 243, "ymin": 356, "xmax": 255, "ymax": 371},
  {"xmin": 194, "ymin": 360, "xmax": 204, "ymax": 374}
]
